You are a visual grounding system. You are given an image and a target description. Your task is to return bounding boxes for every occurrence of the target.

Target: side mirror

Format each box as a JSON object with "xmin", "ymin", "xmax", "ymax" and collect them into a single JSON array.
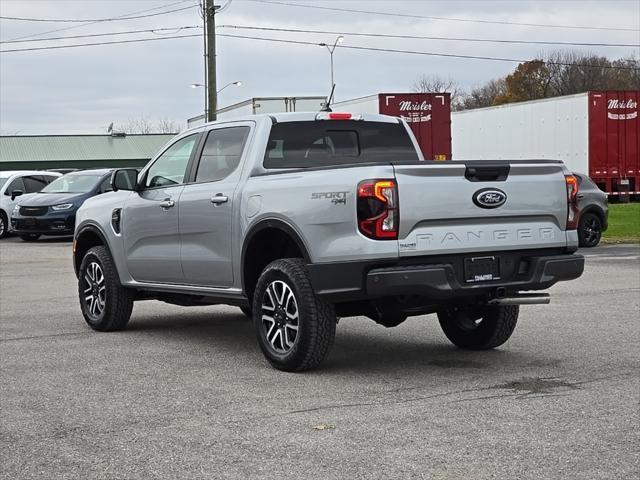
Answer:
[
  {"xmin": 11, "ymin": 189, "xmax": 24, "ymax": 201},
  {"xmin": 111, "ymin": 169, "xmax": 138, "ymax": 192}
]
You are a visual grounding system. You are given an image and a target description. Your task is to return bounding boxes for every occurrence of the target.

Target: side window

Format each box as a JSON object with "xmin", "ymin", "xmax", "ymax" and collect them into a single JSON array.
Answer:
[
  {"xmin": 42, "ymin": 175, "xmax": 59, "ymax": 184},
  {"xmin": 23, "ymin": 176, "xmax": 48, "ymax": 193},
  {"xmin": 195, "ymin": 126, "xmax": 250, "ymax": 183},
  {"xmin": 99, "ymin": 177, "xmax": 112, "ymax": 194},
  {"xmin": 145, "ymin": 134, "xmax": 198, "ymax": 188},
  {"xmin": 4, "ymin": 177, "xmax": 25, "ymax": 195}
]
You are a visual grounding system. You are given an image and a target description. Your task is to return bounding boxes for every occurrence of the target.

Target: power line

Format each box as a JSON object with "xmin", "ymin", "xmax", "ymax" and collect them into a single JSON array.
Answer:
[
  {"xmin": 1, "ymin": 30, "xmax": 638, "ymax": 73},
  {"xmin": 0, "ymin": 4, "xmax": 199, "ymax": 23},
  {"xmin": 214, "ymin": 33, "xmax": 640, "ymax": 70},
  {"xmin": 248, "ymin": 0, "xmax": 640, "ymax": 33},
  {"xmin": 219, "ymin": 24, "xmax": 640, "ymax": 48},
  {"xmin": 0, "ymin": 34, "xmax": 201, "ymax": 53},
  {"xmin": 3, "ymin": 0, "xmax": 195, "ymax": 42},
  {"xmin": 0, "ymin": 26, "xmax": 202, "ymax": 44}
]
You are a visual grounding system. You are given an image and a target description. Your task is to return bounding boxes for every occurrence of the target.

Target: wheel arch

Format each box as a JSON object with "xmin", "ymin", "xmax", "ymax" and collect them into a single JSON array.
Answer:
[
  {"xmin": 73, "ymin": 223, "xmax": 113, "ymax": 278},
  {"xmin": 241, "ymin": 218, "xmax": 311, "ymax": 302},
  {"xmin": 580, "ymin": 205, "xmax": 607, "ymax": 230}
]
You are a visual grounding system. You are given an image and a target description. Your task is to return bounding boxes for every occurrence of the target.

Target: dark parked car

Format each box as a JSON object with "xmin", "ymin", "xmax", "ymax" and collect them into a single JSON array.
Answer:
[
  {"xmin": 11, "ymin": 169, "xmax": 113, "ymax": 241},
  {"xmin": 575, "ymin": 172, "xmax": 609, "ymax": 248}
]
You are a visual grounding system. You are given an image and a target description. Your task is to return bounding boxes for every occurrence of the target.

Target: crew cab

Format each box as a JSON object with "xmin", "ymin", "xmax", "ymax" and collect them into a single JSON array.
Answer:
[{"xmin": 73, "ymin": 112, "xmax": 584, "ymax": 371}]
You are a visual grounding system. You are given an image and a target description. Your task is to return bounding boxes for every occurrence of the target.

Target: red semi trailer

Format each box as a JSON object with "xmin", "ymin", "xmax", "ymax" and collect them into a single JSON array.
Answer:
[
  {"xmin": 452, "ymin": 90, "xmax": 640, "ymax": 196},
  {"xmin": 332, "ymin": 92, "xmax": 452, "ymax": 160}
]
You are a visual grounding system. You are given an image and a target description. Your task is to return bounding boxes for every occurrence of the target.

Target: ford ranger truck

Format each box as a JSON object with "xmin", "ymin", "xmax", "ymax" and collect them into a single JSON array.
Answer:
[{"xmin": 73, "ymin": 112, "xmax": 584, "ymax": 371}]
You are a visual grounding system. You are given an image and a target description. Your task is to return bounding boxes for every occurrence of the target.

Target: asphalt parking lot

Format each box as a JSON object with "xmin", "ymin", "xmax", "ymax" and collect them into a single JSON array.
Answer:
[{"xmin": 1, "ymin": 237, "xmax": 638, "ymax": 479}]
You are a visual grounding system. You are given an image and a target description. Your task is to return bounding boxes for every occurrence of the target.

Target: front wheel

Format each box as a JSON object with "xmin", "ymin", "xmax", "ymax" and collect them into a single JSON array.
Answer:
[
  {"xmin": 78, "ymin": 246, "xmax": 133, "ymax": 332},
  {"xmin": 252, "ymin": 258, "xmax": 336, "ymax": 372},
  {"xmin": 437, "ymin": 305, "xmax": 519, "ymax": 350},
  {"xmin": 0, "ymin": 211, "xmax": 7, "ymax": 239}
]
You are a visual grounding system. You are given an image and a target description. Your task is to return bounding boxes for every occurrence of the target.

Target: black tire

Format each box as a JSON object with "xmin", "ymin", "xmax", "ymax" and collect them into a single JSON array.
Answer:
[
  {"xmin": 252, "ymin": 258, "xmax": 336, "ymax": 372},
  {"xmin": 78, "ymin": 245, "xmax": 133, "ymax": 332},
  {"xmin": 239, "ymin": 305, "xmax": 253, "ymax": 318},
  {"xmin": 0, "ymin": 211, "xmax": 7, "ymax": 239},
  {"xmin": 437, "ymin": 305, "xmax": 519, "ymax": 350},
  {"xmin": 578, "ymin": 212, "xmax": 603, "ymax": 248},
  {"xmin": 19, "ymin": 233, "xmax": 41, "ymax": 242}
]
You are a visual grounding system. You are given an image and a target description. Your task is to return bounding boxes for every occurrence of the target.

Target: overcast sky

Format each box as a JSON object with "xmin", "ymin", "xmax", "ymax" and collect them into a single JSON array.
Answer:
[{"xmin": 1, "ymin": 0, "xmax": 638, "ymax": 134}]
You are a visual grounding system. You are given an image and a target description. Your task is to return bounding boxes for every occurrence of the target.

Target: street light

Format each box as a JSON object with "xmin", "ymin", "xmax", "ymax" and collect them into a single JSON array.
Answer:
[
  {"xmin": 216, "ymin": 80, "xmax": 242, "ymax": 94},
  {"xmin": 191, "ymin": 80, "xmax": 241, "ymax": 94},
  {"xmin": 191, "ymin": 81, "xmax": 241, "ymax": 122},
  {"xmin": 318, "ymin": 35, "xmax": 344, "ymax": 100}
]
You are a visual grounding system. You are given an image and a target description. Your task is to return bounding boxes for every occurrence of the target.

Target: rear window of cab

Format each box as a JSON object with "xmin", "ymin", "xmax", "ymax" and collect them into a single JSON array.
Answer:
[{"xmin": 263, "ymin": 120, "xmax": 419, "ymax": 168}]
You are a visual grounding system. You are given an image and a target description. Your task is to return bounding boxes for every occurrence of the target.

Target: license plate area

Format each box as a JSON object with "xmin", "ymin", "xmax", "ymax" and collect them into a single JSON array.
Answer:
[
  {"xmin": 464, "ymin": 256, "xmax": 500, "ymax": 283},
  {"xmin": 24, "ymin": 218, "xmax": 36, "ymax": 226}
]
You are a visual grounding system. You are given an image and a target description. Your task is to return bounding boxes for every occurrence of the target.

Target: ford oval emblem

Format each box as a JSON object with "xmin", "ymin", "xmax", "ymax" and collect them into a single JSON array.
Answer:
[{"xmin": 473, "ymin": 188, "xmax": 507, "ymax": 209}]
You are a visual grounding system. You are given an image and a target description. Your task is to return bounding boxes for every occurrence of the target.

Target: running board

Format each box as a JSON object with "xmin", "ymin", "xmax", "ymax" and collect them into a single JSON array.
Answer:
[{"xmin": 488, "ymin": 293, "xmax": 551, "ymax": 305}]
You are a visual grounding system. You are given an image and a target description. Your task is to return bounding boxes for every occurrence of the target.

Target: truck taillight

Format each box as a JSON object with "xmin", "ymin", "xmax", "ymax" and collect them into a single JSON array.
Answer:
[
  {"xmin": 357, "ymin": 179, "xmax": 398, "ymax": 240},
  {"xmin": 565, "ymin": 174, "xmax": 579, "ymax": 230}
]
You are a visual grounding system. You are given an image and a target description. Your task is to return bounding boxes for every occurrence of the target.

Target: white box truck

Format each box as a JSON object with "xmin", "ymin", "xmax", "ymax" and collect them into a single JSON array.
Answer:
[{"xmin": 187, "ymin": 96, "xmax": 327, "ymax": 127}]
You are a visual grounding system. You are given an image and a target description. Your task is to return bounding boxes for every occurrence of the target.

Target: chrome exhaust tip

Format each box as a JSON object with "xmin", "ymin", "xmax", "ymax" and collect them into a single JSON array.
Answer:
[{"xmin": 488, "ymin": 293, "xmax": 551, "ymax": 305}]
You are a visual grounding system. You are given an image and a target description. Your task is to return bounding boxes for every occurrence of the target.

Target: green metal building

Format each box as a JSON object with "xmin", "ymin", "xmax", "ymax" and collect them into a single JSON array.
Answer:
[{"xmin": 0, "ymin": 133, "xmax": 175, "ymax": 171}]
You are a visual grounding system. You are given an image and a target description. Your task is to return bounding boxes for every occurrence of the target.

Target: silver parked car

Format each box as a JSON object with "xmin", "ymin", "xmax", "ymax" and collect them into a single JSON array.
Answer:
[{"xmin": 575, "ymin": 173, "xmax": 608, "ymax": 248}]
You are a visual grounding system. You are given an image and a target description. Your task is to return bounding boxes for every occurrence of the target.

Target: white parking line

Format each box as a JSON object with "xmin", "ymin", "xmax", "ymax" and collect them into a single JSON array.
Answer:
[{"xmin": 583, "ymin": 255, "xmax": 640, "ymax": 260}]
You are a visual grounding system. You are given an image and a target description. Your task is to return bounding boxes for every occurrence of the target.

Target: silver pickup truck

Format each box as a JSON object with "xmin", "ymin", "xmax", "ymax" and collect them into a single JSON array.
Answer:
[{"xmin": 73, "ymin": 112, "xmax": 584, "ymax": 371}]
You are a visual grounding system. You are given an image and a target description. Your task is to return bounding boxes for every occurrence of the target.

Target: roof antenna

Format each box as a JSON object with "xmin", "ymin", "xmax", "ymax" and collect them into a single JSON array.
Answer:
[{"xmin": 320, "ymin": 84, "xmax": 336, "ymax": 112}]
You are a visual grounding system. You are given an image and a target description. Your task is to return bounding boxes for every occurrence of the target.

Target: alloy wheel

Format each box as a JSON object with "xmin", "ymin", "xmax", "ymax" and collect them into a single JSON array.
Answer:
[
  {"xmin": 83, "ymin": 261, "xmax": 106, "ymax": 318},
  {"xmin": 583, "ymin": 217, "xmax": 601, "ymax": 245},
  {"xmin": 261, "ymin": 280, "xmax": 299, "ymax": 354}
]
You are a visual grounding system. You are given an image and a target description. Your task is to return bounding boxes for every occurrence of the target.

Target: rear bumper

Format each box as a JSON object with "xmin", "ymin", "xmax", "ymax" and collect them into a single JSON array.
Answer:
[{"xmin": 307, "ymin": 249, "xmax": 584, "ymax": 303}]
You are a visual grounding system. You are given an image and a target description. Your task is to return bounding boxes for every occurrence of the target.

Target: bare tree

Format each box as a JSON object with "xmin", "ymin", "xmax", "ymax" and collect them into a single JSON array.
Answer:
[
  {"xmin": 546, "ymin": 51, "xmax": 612, "ymax": 96},
  {"xmin": 610, "ymin": 55, "xmax": 640, "ymax": 90},
  {"xmin": 114, "ymin": 116, "xmax": 181, "ymax": 134},
  {"xmin": 412, "ymin": 74, "xmax": 463, "ymax": 109},
  {"xmin": 156, "ymin": 118, "xmax": 182, "ymax": 134}
]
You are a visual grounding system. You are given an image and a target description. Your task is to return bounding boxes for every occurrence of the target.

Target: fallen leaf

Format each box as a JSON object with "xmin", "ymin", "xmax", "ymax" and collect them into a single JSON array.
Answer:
[{"xmin": 313, "ymin": 424, "xmax": 335, "ymax": 431}]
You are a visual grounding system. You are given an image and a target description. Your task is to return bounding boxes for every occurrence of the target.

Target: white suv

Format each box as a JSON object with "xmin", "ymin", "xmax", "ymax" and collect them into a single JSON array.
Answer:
[{"xmin": 0, "ymin": 170, "xmax": 61, "ymax": 238}]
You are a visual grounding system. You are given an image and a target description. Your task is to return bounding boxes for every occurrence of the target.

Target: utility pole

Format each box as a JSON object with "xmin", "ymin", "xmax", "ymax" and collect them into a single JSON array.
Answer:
[{"xmin": 204, "ymin": 0, "xmax": 217, "ymax": 122}]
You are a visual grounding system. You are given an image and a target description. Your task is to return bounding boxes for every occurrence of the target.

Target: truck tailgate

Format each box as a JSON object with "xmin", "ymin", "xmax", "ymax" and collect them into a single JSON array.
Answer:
[{"xmin": 393, "ymin": 161, "xmax": 569, "ymax": 256}]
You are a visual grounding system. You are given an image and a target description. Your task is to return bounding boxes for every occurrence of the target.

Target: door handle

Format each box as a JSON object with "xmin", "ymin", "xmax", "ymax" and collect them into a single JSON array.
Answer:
[
  {"xmin": 210, "ymin": 194, "xmax": 229, "ymax": 205},
  {"xmin": 577, "ymin": 193, "xmax": 585, "ymax": 199},
  {"xmin": 160, "ymin": 199, "xmax": 175, "ymax": 209}
]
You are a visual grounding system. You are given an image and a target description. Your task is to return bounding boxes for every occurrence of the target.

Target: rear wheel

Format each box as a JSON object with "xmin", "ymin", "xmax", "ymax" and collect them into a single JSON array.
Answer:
[
  {"xmin": 253, "ymin": 258, "xmax": 336, "ymax": 372},
  {"xmin": 0, "ymin": 211, "xmax": 7, "ymax": 239},
  {"xmin": 78, "ymin": 245, "xmax": 133, "ymax": 332},
  {"xmin": 19, "ymin": 233, "xmax": 41, "ymax": 242},
  {"xmin": 437, "ymin": 305, "xmax": 519, "ymax": 350},
  {"xmin": 578, "ymin": 212, "xmax": 602, "ymax": 248}
]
